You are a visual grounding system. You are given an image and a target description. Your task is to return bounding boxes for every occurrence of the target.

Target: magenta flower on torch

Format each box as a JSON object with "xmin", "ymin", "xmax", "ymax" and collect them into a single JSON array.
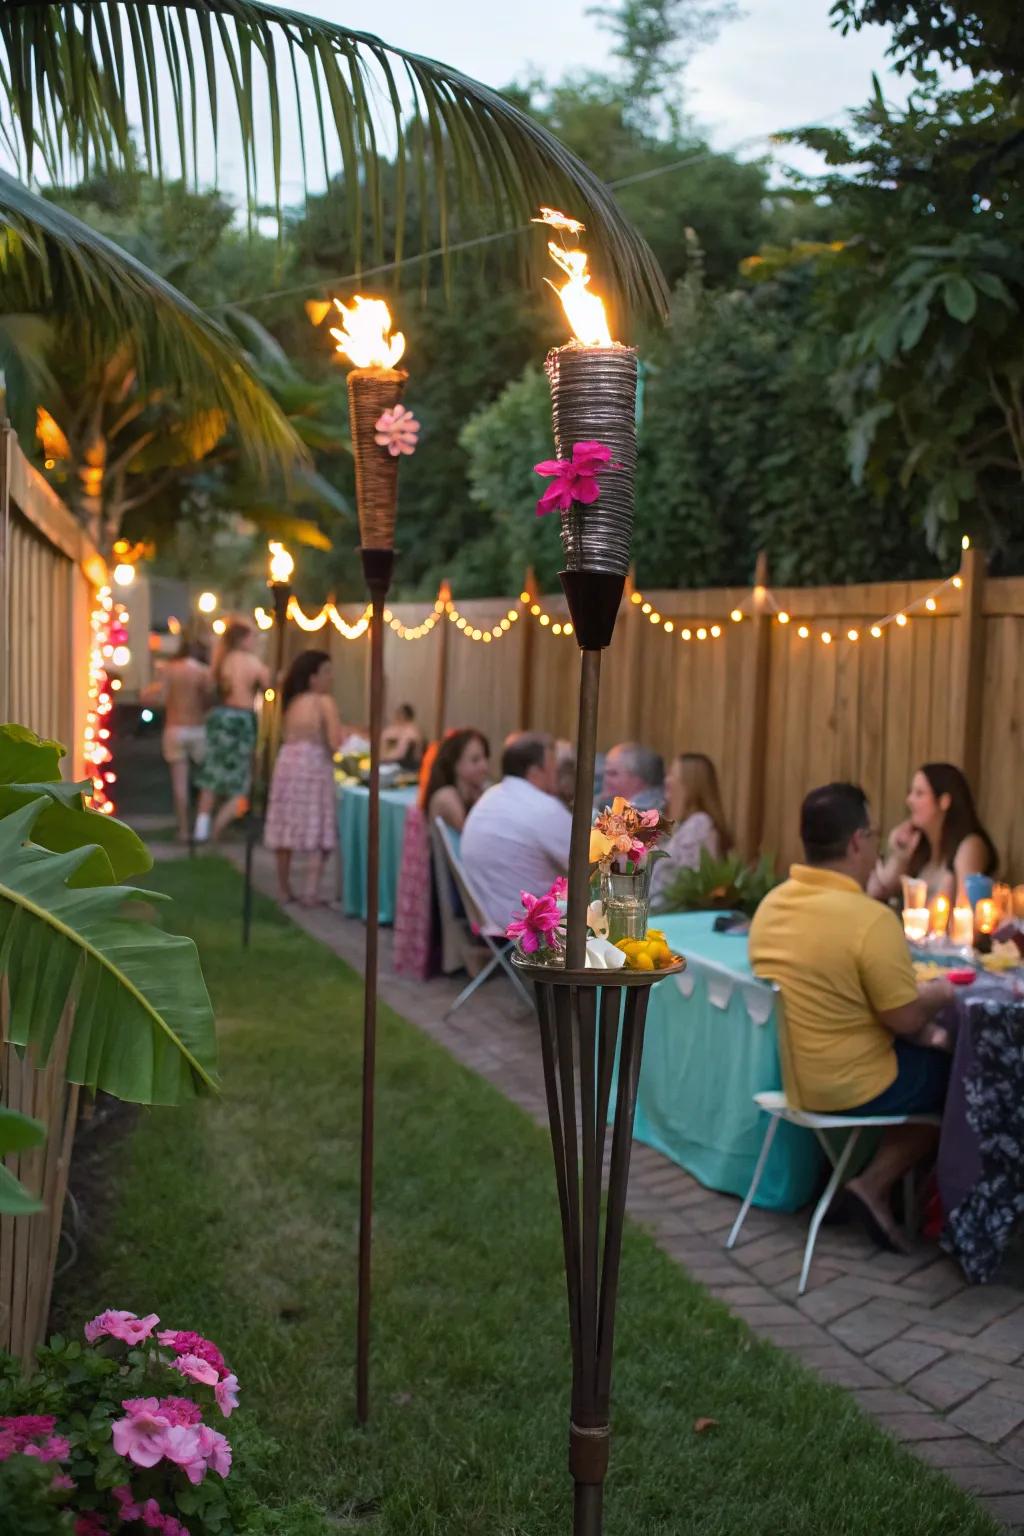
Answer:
[{"xmin": 533, "ymin": 440, "xmax": 620, "ymax": 517}]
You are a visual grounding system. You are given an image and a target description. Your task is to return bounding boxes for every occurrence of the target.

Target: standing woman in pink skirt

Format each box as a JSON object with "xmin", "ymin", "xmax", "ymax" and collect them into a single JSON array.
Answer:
[{"xmin": 265, "ymin": 650, "xmax": 344, "ymax": 905}]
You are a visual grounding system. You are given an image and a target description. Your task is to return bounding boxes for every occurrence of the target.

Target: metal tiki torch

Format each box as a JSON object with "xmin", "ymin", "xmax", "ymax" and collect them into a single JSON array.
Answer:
[
  {"xmin": 329, "ymin": 296, "xmax": 409, "ymax": 1425},
  {"xmin": 515, "ymin": 214, "xmax": 682, "ymax": 1536}
]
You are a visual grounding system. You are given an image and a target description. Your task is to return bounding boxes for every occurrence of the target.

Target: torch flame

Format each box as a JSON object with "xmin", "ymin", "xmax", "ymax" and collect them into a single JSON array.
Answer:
[
  {"xmin": 330, "ymin": 295, "xmax": 405, "ymax": 370},
  {"xmin": 533, "ymin": 206, "xmax": 586, "ymax": 236},
  {"xmin": 268, "ymin": 540, "xmax": 295, "ymax": 585},
  {"xmin": 546, "ymin": 241, "xmax": 613, "ymax": 348}
]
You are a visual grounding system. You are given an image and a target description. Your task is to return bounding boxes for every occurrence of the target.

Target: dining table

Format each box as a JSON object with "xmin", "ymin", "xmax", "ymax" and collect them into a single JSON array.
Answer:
[
  {"xmin": 336, "ymin": 781, "xmax": 417, "ymax": 924},
  {"xmin": 632, "ymin": 912, "xmax": 826, "ymax": 1213}
]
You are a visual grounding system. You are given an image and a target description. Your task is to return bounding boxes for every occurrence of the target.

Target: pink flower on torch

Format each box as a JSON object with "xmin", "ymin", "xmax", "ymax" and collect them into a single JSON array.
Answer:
[
  {"xmin": 374, "ymin": 403, "xmax": 420, "ymax": 457},
  {"xmin": 506, "ymin": 890, "xmax": 563, "ymax": 953},
  {"xmin": 534, "ymin": 440, "xmax": 619, "ymax": 517}
]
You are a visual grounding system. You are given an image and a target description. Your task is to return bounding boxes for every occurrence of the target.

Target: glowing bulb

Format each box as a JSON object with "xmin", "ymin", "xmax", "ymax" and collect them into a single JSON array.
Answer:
[
  {"xmin": 540, "ymin": 615, "xmax": 550, "ymax": 626},
  {"xmin": 641, "ymin": 602, "xmax": 652, "ymax": 615},
  {"xmin": 212, "ymin": 618, "xmax": 227, "ymax": 636},
  {"xmin": 564, "ymin": 623, "xmax": 574, "ymax": 636},
  {"xmin": 952, "ymin": 576, "xmax": 963, "ymax": 589},
  {"xmin": 730, "ymin": 609, "xmax": 743, "ymax": 623},
  {"xmin": 483, "ymin": 632, "xmax": 492, "ymax": 643},
  {"xmin": 896, "ymin": 613, "xmax": 908, "ymax": 627},
  {"xmin": 870, "ymin": 625, "xmax": 882, "ymax": 638},
  {"xmin": 457, "ymin": 618, "xmax": 467, "ymax": 630},
  {"xmin": 552, "ymin": 623, "xmax": 562, "ymax": 635},
  {"xmin": 520, "ymin": 591, "xmax": 531, "ymax": 604},
  {"xmin": 268, "ymin": 541, "xmax": 295, "ymax": 585},
  {"xmin": 962, "ymin": 535, "xmax": 971, "ymax": 550},
  {"xmin": 697, "ymin": 627, "xmax": 708, "ymax": 640},
  {"xmin": 777, "ymin": 612, "xmax": 790, "ymax": 625},
  {"xmin": 681, "ymin": 628, "xmax": 691, "ymax": 640},
  {"xmin": 265, "ymin": 688, "xmax": 276, "ymax": 702},
  {"xmin": 197, "ymin": 591, "xmax": 218, "ymax": 614},
  {"xmin": 113, "ymin": 563, "xmax": 136, "ymax": 587},
  {"xmin": 471, "ymin": 628, "xmax": 482, "ymax": 640},
  {"xmin": 649, "ymin": 612, "xmax": 661, "ymax": 624},
  {"xmin": 111, "ymin": 645, "xmax": 131, "ymax": 667},
  {"xmin": 330, "ymin": 295, "xmax": 405, "ymax": 369},
  {"xmin": 111, "ymin": 678, "xmax": 123, "ymax": 691},
  {"xmin": 847, "ymin": 628, "xmax": 859, "ymax": 642},
  {"xmin": 531, "ymin": 603, "xmax": 541, "ymax": 616},
  {"xmin": 663, "ymin": 620, "xmax": 674, "ymax": 633},
  {"xmin": 630, "ymin": 592, "xmax": 642, "ymax": 605},
  {"xmin": 821, "ymin": 631, "xmax": 833, "ymax": 645},
  {"xmin": 140, "ymin": 708, "xmax": 154, "ymax": 723},
  {"xmin": 925, "ymin": 597, "xmax": 937, "ymax": 611},
  {"xmin": 168, "ymin": 616, "xmax": 182, "ymax": 636},
  {"xmin": 798, "ymin": 625, "xmax": 809, "ymax": 639},
  {"xmin": 710, "ymin": 625, "xmax": 722, "ymax": 638}
]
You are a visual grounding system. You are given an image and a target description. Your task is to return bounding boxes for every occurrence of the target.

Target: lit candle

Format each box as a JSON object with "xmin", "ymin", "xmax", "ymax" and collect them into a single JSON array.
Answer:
[
  {"xmin": 929, "ymin": 894, "xmax": 950, "ymax": 936},
  {"xmin": 975, "ymin": 898, "xmax": 998, "ymax": 936},
  {"xmin": 950, "ymin": 906, "xmax": 974, "ymax": 947},
  {"xmin": 900, "ymin": 875, "xmax": 928, "ymax": 911},
  {"xmin": 902, "ymin": 908, "xmax": 930, "ymax": 944}
]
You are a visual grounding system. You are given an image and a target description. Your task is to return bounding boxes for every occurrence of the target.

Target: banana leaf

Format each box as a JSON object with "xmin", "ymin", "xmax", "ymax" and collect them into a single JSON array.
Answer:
[
  {"xmin": 0, "ymin": 724, "xmax": 151, "ymax": 885},
  {"xmin": 0, "ymin": 1106, "xmax": 45, "ymax": 1216},
  {"xmin": 0, "ymin": 798, "xmax": 218, "ymax": 1104}
]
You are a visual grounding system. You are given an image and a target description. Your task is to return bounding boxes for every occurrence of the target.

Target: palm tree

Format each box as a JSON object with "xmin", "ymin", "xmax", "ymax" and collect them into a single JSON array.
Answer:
[{"xmin": 0, "ymin": 2, "xmax": 667, "ymax": 549}]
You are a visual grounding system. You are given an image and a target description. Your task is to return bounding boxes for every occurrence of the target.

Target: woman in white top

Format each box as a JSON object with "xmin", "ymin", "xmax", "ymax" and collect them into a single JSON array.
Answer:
[{"xmin": 651, "ymin": 752, "xmax": 731, "ymax": 911}]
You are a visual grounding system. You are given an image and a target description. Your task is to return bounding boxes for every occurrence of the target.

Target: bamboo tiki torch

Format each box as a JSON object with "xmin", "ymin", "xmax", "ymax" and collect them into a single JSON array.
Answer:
[{"xmin": 329, "ymin": 296, "xmax": 409, "ymax": 1426}]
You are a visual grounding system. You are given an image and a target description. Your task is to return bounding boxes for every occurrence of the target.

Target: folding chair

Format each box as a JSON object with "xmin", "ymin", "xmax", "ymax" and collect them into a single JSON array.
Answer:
[
  {"xmin": 433, "ymin": 819, "xmax": 533, "ymax": 1017},
  {"xmin": 725, "ymin": 981, "xmax": 939, "ymax": 1294}
]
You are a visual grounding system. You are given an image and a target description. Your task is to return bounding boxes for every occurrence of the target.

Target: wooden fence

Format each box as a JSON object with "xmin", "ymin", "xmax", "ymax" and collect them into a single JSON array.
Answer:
[
  {"xmin": 0, "ymin": 425, "xmax": 102, "ymax": 1362},
  {"xmin": 316, "ymin": 551, "xmax": 1022, "ymax": 880}
]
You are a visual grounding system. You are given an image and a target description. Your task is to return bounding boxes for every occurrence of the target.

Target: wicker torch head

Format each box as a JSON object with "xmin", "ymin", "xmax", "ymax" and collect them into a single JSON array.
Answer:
[
  {"xmin": 347, "ymin": 367, "xmax": 409, "ymax": 550},
  {"xmin": 545, "ymin": 343, "xmax": 638, "ymax": 577}
]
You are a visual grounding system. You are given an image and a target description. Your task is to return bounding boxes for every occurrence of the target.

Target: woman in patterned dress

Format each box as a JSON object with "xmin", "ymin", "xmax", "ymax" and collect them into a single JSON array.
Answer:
[{"xmin": 264, "ymin": 650, "xmax": 344, "ymax": 905}]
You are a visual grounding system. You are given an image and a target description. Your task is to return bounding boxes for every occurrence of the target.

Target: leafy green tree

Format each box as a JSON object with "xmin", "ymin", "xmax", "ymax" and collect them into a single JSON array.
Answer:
[{"xmin": 830, "ymin": 0, "xmax": 1024, "ymax": 79}]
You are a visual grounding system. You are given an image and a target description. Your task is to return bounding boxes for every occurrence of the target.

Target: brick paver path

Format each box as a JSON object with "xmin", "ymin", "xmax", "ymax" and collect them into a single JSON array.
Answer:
[{"xmin": 188, "ymin": 841, "xmax": 1024, "ymax": 1530}]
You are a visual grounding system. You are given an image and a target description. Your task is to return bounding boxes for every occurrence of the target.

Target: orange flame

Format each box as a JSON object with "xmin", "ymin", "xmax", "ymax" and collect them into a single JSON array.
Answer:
[
  {"xmin": 533, "ymin": 206, "xmax": 586, "ymax": 236},
  {"xmin": 330, "ymin": 296, "xmax": 405, "ymax": 370},
  {"xmin": 545, "ymin": 240, "xmax": 614, "ymax": 348}
]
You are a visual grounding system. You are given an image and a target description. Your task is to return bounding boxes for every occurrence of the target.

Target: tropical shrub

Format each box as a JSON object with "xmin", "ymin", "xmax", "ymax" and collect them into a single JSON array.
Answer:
[{"xmin": 658, "ymin": 847, "xmax": 779, "ymax": 916}]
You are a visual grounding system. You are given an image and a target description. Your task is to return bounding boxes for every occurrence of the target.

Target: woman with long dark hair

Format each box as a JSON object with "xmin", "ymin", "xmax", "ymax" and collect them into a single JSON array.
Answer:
[
  {"xmin": 869, "ymin": 762, "xmax": 997, "ymax": 903},
  {"xmin": 393, "ymin": 728, "xmax": 491, "ymax": 978},
  {"xmin": 264, "ymin": 649, "xmax": 345, "ymax": 905},
  {"xmin": 194, "ymin": 620, "xmax": 268, "ymax": 843}
]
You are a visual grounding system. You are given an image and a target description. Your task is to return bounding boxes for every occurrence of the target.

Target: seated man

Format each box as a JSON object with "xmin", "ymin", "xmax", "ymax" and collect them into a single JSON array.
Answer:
[
  {"xmin": 598, "ymin": 741, "xmax": 665, "ymax": 812},
  {"xmin": 461, "ymin": 731, "xmax": 572, "ymax": 930},
  {"xmin": 750, "ymin": 781, "xmax": 953, "ymax": 1253}
]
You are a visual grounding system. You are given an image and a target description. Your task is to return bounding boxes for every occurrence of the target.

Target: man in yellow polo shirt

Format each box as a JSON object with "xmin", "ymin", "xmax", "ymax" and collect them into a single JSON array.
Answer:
[{"xmin": 750, "ymin": 782, "xmax": 954, "ymax": 1253}]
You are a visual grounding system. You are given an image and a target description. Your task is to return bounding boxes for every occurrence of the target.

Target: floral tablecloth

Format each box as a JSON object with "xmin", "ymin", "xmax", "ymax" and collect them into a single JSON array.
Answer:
[{"xmin": 938, "ymin": 979, "xmax": 1024, "ymax": 1284}]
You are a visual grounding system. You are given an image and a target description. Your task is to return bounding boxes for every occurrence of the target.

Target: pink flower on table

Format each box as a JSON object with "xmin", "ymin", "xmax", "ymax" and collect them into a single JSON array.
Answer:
[
  {"xmin": 172, "ymin": 1353, "xmax": 220, "ymax": 1388},
  {"xmin": 214, "ymin": 1372, "xmax": 239, "ymax": 1418},
  {"xmin": 534, "ymin": 441, "xmax": 619, "ymax": 517},
  {"xmin": 506, "ymin": 890, "xmax": 563, "ymax": 953},
  {"xmin": 112, "ymin": 1399, "xmax": 172, "ymax": 1468},
  {"xmin": 157, "ymin": 1397, "xmax": 203, "ymax": 1428},
  {"xmin": 374, "ymin": 403, "xmax": 420, "ymax": 457},
  {"xmin": 157, "ymin": 1331, "xmax": 227, "ymax": 1376},
  {"xmin": 547, "ymin": 876, "xmax": 568, "ymax": 902},
  {"xmin": 85, "ymin": 1309, "xmax": 160, "ymax": 1347}
]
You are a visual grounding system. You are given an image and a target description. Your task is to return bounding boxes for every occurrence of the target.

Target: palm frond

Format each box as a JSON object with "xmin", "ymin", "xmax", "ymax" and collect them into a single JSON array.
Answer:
[
  {"xmin": 0, "ymin": 0, "xmax": 668, "ymax": 322},
  {"xmin": 0, "ymin": 168, "xmax": 304, "ymax": 475}
]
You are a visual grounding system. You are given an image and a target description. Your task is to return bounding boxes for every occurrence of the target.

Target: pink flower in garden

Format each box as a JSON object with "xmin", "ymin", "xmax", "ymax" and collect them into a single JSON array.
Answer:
[
  {"xmin": 157, "ymin": 1397, "xmax": 203, "ymax": 1428},
  {"xmin": 171, "ymin": 1353, "xmax": 220, "ymax": 1388},
  {"xmin": 113, "ymin": 1485, "xmax": 144, "ymax": 1522},
  {"xmin": 112, "ymin": 1399, "xmax": 172, "ymax": 1468},
  {"xmin": 214, "ymin": 1373, "xmax": 239, "ymax": 1418},
  {"xmin": 506, "ymin": 890, "xmax": 563, "ymax": 954},
  {"xmin": 197, "ymin": 1424, "xmax": 232, "ymax": 1478},
  {"xmin": 75, "ymin": 1516, "xmax": 108, "ymax": 1536},
  {"xmin": 533, "ymin": 441, "xmax": 619, "ymax": 517},
  {"xmin": 52, "ymin": 1472, "xmax": 76, "ymax": 1491},
  {"xmin": 85, "ymin": 1309, "xmax": 160, "ymax": 1347},
  {"xmin": 157, "ymin": 1330, "xmax": 227, "ymax": 1375},
  {"xmin": 156, "ymin": 1424, "xmax": 208, "ymax": 1485},
  {"xmin": 140, "ymin": 1497, "xmax": 191, "ymax": 1536},
  {"xmin": 0, "ymin": 1413, "xmax": 56, "ymax": 1449},
  {"xmin": 374, "ymin": 403, "xmax": 420, "ymax": 457},
  {"xmin": 23, "ymin": 1433, "xmax": 70, "ymax": 1462}
]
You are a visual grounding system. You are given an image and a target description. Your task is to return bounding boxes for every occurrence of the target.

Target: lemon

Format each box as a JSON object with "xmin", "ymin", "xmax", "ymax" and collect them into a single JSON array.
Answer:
[{"xmin": 633, "ymin": 951, "xmax": 655, "ymax": 971}]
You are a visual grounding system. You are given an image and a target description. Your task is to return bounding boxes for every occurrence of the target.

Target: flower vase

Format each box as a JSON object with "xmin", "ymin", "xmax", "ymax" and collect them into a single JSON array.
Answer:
[{"xmin": 601, "ymin": 865, "xmax": 652, "ymax": 944}]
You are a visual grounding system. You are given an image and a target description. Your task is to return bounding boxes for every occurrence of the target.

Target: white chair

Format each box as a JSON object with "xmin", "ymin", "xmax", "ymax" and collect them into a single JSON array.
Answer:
[
  {"xmin": 725, "ymin": 981, "xmax": 940, "ymax": 1294},
  {"xmin": 432, "ymin": 819, "xmax": 533, "ymax": 1018}
]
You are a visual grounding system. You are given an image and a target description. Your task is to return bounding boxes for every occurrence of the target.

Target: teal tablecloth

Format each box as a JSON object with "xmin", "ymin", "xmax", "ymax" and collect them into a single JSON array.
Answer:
[
  {"xmin": 633, "ymin": 912, "xmax": 825, "ymax": 1213},
  {"xmin": 338, "ymin": 784, "xmax": 417, "ymax": 924}
]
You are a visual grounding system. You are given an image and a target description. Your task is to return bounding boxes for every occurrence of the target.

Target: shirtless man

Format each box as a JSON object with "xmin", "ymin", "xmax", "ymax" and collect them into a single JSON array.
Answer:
[
  {"xmin": 143, "ymin": 639, "xmax": 212, "ymax": 840},
  {"xmin": 194, "ymin": 622, "xmax": 269, "ymax": 843}
]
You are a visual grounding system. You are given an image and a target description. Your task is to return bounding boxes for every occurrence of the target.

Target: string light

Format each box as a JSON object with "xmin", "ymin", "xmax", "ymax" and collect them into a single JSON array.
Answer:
[
  {"xmin": 798, "ymin": 625, "xmax": 810, "ymax": 639},
  {"xmin": 83, "ymin": 584, "xmax": 119, "ymax": 816},
  {"xmin": 925, "ymin": 597, "xmax": 937, "ymax": 611},
  {"xmin": 777, "ymin": 612, "xmax": 790, "ymax": 625},
  {"xmin": 870, "ymin": 625, "xmax": 882, "ymax": 638},
  {"xmin": 896, "ymin": 613, "xmax": 908, "ymax": 627},
  {"xmin": 730, "ymin": 608, "xmax": 743, "ymax": 623}
]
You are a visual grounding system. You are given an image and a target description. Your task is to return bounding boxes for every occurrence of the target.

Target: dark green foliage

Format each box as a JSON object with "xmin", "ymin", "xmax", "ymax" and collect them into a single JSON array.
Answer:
[{"xmin": 657, "ymin": 846, "xmax": 780, "ymax": 915}]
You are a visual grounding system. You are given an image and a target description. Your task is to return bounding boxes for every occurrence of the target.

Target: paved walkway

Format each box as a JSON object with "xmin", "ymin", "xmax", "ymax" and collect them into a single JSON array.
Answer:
[{"xmin": 169, "ymin": 839, "xmax": 1024, "ymax": 1530}]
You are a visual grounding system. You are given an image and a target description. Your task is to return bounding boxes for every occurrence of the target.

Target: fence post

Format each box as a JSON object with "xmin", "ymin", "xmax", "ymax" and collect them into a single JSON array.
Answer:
[
  {"xmin": 434, "ymin": 579, "xmax": 450, "ymax": 739},
  {"xmin": 518, "ymin": 566, "xmax": 536, "ymax": 730},
  {"xmin": 735, "ymin": 551, "xmax": 772, "ymax": 860},
  {"xmin": 0, "ymin": 422, "xmax": 12, "ymax": 722},
  {"xmin": 622, "ymin": 566, "xmax": 643, "ymax": 740},
  {"xmin": 951, "ymin": 544, "xmax": 986, "ymax": 785}
]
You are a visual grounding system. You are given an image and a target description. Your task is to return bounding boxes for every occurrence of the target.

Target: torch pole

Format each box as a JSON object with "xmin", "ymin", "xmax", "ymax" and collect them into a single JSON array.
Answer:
[
  {"xmin": 355, "ymin": 546, "xmax": 394, "ymax": 1426},
  {"xmin": 564, "ymin": 649, "xmax": 601, "ymax": 970}
]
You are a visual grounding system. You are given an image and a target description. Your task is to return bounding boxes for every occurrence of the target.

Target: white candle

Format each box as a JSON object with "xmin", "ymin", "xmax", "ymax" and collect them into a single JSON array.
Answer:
[
  {"xmin": 902, "ymin": 908, "xmax": 930, "ymax": 943},
  {"xmin": 950, "ymin": 906, "xmax": 973, "ymax": 947}
]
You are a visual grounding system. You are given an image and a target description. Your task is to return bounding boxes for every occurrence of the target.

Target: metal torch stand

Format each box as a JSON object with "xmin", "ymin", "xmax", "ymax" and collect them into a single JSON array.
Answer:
[{"xmin": 355, "ymin": 545, "xmax": 394, "ymax": 1426}]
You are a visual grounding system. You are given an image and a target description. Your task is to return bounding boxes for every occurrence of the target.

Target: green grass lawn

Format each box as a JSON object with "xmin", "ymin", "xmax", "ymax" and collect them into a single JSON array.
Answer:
[{"xmin": 54, "ymin": 857, "xmax": 998, "ymax": 1536}]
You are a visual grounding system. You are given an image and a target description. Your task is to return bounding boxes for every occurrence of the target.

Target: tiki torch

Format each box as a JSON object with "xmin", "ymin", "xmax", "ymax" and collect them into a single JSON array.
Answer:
[
  {"xmin": 329, "ymin": 296, "xmax": 410, "ymax": 1426},
  {"xmin": 516, "ymin": 212, "xmax": 681, "ymax": 1536}
]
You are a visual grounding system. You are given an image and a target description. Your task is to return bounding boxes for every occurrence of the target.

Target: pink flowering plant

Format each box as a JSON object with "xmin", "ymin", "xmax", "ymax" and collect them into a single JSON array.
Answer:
[
  {"xmin": 0, "ymin": 1308, "xmax": 253, "ymax": 1536},
  {"xmin": 505, "ymin": 877, "xmax": 567, "ymax": 958}
]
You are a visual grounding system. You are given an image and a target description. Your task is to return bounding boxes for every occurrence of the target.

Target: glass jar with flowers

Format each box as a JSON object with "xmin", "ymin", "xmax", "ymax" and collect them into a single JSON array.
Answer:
[{"xmin": 589, "ymin": 797, "xmax": 672, "ymax": 944}]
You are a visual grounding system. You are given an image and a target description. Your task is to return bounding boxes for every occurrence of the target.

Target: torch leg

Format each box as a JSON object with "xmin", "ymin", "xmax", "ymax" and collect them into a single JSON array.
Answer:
[
  {"xmin": 564, "ymin": 648, "xmax": 601, "ymax": 970},
  {"xmin": 356, "ymin": 558, "xmax": 391, "ymax": 1425}
]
